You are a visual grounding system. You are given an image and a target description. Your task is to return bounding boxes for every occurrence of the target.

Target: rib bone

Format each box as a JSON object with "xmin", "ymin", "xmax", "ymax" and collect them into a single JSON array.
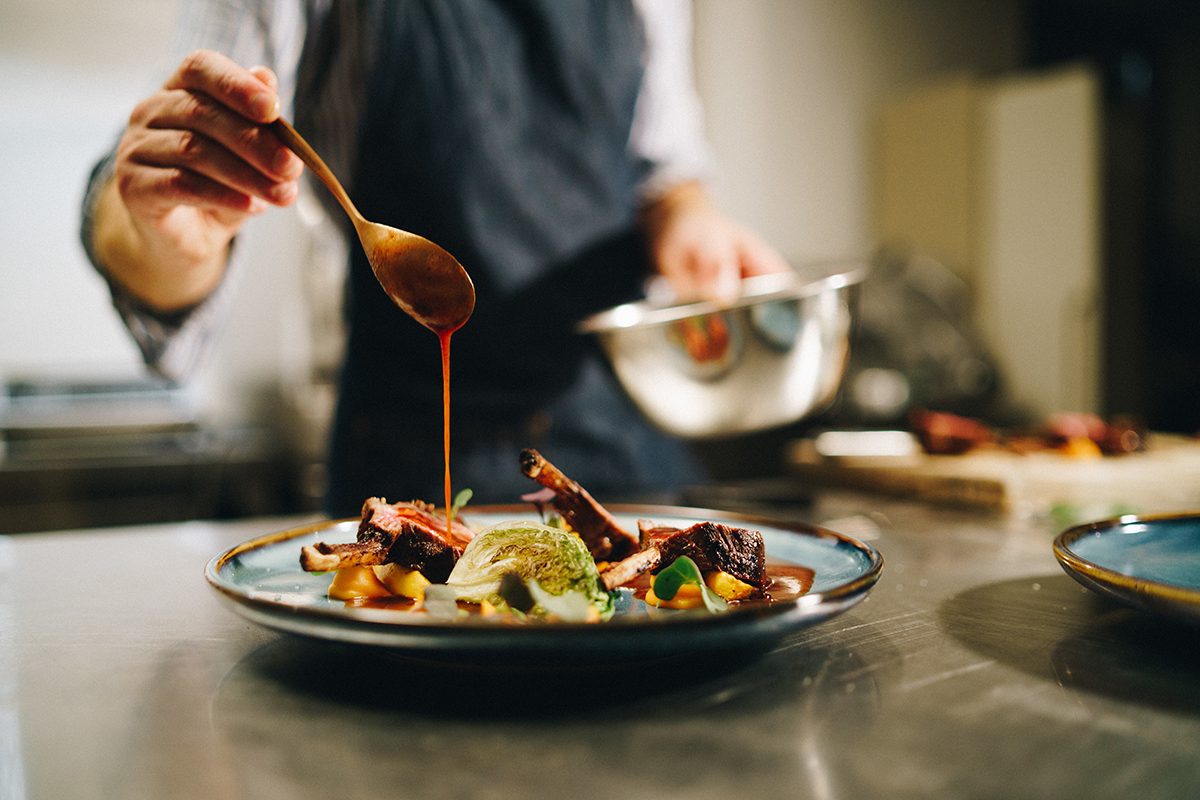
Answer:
[{"xmin": 518, "ymin": 448, "xmax": 639, "ymax": 561}]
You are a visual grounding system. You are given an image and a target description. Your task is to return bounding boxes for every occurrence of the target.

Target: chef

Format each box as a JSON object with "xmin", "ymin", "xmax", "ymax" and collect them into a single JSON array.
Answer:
[{"xmin": 81, "ymin": 0, "xmax": 790, "ymax": 514}]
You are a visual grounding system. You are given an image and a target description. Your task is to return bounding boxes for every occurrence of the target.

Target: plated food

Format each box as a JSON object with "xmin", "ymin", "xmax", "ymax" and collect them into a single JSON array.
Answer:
[
  {"xmin": 299, "ymin": 449, "xmax": 792, "ymax": 622},
  {"xmin": 205, "ymin": 502, "xmax": 881, "ymax": 660}
]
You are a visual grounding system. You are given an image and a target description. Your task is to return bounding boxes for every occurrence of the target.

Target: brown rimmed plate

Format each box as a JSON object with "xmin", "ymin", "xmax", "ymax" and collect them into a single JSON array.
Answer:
[{"xmin": 1054, "ymin": 511, "xmax": 1200, "ymax": 626}]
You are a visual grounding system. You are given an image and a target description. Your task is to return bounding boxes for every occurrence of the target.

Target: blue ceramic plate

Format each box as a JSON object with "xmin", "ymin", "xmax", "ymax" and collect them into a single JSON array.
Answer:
[
  {"xmin": 205, "ymin": 505, "xmax": 883, "ymax": 662},
  {"xmin": 1054, "ymin": 512, "xmax": 1200, "ymax": 626}
]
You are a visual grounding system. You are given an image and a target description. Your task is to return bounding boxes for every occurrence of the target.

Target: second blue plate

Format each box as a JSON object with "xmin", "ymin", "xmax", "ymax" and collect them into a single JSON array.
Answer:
[{"xmin": 1054, "ymin": 512, "xmax": 1200, "ymax": 626}]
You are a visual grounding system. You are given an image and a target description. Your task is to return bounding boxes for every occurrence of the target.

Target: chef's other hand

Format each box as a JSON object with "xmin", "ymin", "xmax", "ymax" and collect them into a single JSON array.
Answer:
[
  {"xmin": 642, "ymin": 180, "xmax": 791, "ymax": 304},
  {"xmin": 93, "ymin": 49, "xmax": 303, "ymax": 311}
]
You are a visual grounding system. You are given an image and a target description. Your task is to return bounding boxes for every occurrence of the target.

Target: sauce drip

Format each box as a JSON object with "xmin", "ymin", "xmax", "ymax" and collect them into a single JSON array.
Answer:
[{"xmin": 438, "ymin": 328, "xmax": 454, "ymax": 542}]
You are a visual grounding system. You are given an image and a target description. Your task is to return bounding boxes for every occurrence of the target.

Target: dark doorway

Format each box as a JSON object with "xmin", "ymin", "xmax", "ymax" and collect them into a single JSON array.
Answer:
[{"xmin": 1025, "ymin": 0, "xmax": 1200, "ymax": 433}]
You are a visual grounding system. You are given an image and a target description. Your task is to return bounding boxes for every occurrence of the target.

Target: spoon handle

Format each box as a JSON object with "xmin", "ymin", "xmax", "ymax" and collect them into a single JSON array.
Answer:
[{"xmin": 271, "ymin": 118, "xmax": 364, "ymax": 225}]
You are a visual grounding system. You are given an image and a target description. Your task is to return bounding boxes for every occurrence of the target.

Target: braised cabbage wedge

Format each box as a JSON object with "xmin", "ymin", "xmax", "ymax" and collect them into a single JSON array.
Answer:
[{"xmin": 445, "ymin": 521, "xmax": 615, "ymax": 620}]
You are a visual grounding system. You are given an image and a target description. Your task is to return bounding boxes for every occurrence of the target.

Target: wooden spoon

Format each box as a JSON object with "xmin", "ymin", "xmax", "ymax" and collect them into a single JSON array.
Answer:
[{"xmin": 271, "ymin": 118, "xmax": 475, "ymax": 332}]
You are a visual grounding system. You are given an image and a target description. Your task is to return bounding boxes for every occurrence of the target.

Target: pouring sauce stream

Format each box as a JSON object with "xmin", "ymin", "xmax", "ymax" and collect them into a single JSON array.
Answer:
[{"xmin": 439, "ymin": 328, "xmax": 454, "ymax": 540}]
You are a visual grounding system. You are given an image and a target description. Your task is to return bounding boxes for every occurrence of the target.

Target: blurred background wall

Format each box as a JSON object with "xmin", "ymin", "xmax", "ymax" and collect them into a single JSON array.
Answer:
[
  {"xmin": 693, "ymin": 0, "xmax": 1022, "ymax": 265},
  {"xmin": 1, "ymin": 0, "xmax": 1197, "ymax": 529}
]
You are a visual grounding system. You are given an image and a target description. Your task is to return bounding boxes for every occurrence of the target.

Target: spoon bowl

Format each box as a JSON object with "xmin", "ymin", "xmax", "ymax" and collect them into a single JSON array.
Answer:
[{"xmin": 271, "ymin": 118, "xmax": 475, "ymax": 332}]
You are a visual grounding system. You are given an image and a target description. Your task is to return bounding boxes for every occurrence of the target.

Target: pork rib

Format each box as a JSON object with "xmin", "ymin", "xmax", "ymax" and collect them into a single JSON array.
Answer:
[
  {"xmin": 299, "ymin": 498, "xmax": 476, "ymax": 583},
  {"xmin": 518, "ymin": 448, "xmax": 639, "ymax": 561}
]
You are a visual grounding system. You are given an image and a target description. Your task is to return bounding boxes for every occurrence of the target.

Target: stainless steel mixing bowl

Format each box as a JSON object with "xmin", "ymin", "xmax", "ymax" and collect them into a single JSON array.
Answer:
[{"xmin": 578, "ymin": 262, "xmax": 866, "ymax": 439}]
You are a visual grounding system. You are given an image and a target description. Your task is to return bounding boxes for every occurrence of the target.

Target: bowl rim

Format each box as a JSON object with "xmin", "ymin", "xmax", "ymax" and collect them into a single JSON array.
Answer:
[{"xmin": 576, "ymin": 261, "xmax": 867, "ymax": 334}]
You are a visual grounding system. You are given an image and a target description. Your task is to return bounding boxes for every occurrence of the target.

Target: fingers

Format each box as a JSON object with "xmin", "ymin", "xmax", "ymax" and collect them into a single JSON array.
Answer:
[
  {"xmin": 657, "ymin": 244, "xmax": 735, "ymax": 304},
  {"xmin": 686, "ymin": 241, "xmax": 741, "ymax": 303},
  {"xmin": 126, "ymin": 107, "xmax": 297, "ymax": 194},
  {"xmin": 247, "ymin": 65, "xmax": 279, "ymax": 96},
  {"xmin": 650, "ymin": 206, "xmax": 790, "ymax": 303},
  {"xmin": 164, "ymin": 49, "xmax": 280, "ymax": 123},
  {"xmin": 733, "ymin": 224, "xmax": 792, "ymax": 278},
  {"xmin": 152, "ymin": 55, "xmax": 301, "ymax": 181},
  {"xmin": 116, "ymin": 134, "xmax": 276, "ymax": 218},
  {"xmin": 117, "ymin": 50, "xmax": 302, "ymax": 218},
  {"xmin": 655, "ymin": 216, "xmax": 746, "ymax": 302}
]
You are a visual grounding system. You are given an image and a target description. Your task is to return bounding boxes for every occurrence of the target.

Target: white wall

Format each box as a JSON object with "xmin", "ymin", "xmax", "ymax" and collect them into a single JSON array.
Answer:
[
  {"xmin": 0, "ymin": 0, "xmax": 182, "ymax": 384},
  {"xmin": 0, "ymin": 59, "xmax": 147, "ymax": 382},
  {"xmin": 692, "ymin": 0, "xmax": 1023, "ymax": 265},
  {"xmin": 977, "ymin": 67, "xmax": 1102, "ymax": 416}
]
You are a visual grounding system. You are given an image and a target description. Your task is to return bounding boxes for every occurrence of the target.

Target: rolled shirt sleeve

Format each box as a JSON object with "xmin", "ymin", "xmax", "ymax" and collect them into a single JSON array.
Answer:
[{"xmin": 629, "ymin": 0, "xmax": 719, "ymax": 202}]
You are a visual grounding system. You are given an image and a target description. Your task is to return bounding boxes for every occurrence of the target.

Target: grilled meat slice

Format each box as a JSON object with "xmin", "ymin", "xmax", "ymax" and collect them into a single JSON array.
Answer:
[
  {"xmin": 517, "ymin": 448, "xmax": 638, "ymax": 561},
  {"xmin": 361, "ymin": 497, "xmax": 476, "ymax": 549},
  {"xmin": 299, "ymin": 498, "xmax": 475, "ymax": 583},
  {"xmin": 649, "ymin": 521, "xmax": 768, "ymax": 590},
  {"xmin": 620, "ymin": 519, "xmax": 768, "ymax": 593}
]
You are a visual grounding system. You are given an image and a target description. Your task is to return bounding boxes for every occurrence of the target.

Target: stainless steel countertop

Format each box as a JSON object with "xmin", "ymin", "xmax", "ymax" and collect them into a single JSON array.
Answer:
[{"xmin": 5, "ymin": 491, "xmax": 1200, "ymax": 799}]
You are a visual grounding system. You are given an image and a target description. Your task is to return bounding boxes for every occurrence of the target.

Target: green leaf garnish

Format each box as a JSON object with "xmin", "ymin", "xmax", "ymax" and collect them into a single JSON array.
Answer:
[
  {"xmin": 450, "ymin": 487, "xmax": 473, "ymax": 518},
  {"xmin": 652, "ymin": 556, "xmax": 729, "ymax": 612}
]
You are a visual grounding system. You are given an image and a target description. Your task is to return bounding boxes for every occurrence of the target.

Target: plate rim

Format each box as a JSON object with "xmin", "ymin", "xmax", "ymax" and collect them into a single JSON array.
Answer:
[
  {"xmin": 1053, "ymin": 510, "xmax": 1200, "ymax": 617},
  {"xmin": 204, "ymin": 503, "xmax": 884, "ymax": 647}
]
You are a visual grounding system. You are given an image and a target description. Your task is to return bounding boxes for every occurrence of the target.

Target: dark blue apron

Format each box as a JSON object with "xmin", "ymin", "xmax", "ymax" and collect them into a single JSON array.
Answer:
[{"xmin": 319, "ymin": 0, "xmax": 704, "ymax": 513}]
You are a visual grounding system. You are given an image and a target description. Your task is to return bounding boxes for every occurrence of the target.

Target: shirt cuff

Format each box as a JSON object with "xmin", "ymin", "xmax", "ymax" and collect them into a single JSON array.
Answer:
[{"xmin": 79, "ymin": 150, "xmax": 230, "ymax": 382}]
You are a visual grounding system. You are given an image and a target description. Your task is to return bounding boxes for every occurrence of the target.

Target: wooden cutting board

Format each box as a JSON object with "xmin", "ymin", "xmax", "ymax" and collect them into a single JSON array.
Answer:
[{"xmin": 785, "ymin": 433, "xmax": 1200, "ymax": 518}]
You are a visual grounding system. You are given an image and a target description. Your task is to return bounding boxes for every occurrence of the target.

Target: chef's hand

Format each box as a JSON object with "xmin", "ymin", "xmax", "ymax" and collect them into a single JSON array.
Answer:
[
  {"xmin": 642, "ymin": 180, "xmax": 791, "ymax": 304},
  {"xmin": 92, "ymin": 49, "xmax": 303, "ymax": 311}
]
